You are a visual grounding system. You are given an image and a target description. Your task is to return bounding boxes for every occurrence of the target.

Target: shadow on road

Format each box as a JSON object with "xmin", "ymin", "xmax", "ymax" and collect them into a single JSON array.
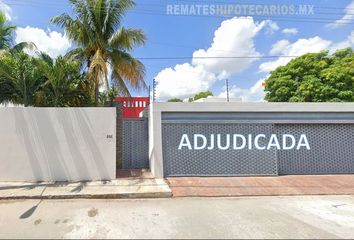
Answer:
[{"xmin": 19, "ymin": 187, "xmax": 46, "ymax": 219}]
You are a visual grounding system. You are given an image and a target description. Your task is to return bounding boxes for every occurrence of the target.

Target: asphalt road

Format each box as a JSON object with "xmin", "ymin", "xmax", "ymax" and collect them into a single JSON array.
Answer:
[{"xmin": 0, "ymin": 195, "xmax": 353, "ymax": 239}]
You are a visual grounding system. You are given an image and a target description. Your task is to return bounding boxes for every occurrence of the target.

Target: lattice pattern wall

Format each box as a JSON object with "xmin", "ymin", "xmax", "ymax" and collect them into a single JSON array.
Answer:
[
  {"xmin": 122, "ymin": 119, "xmax": 149, "ymax": 169},
  {"xmin": 161, "ymin": 123, "xmax": 354, "ymax": 177},
  {"xmin": 162, "ymin": 123, "xmax": 278, "ymax": 177},
  {"xmin": 276, "ymin": 124, "xmax": 354, "ymax": 175}
]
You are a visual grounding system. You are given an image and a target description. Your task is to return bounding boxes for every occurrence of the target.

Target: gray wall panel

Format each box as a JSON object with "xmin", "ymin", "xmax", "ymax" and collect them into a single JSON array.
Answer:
[
  {"xmin": 162, "ymin": 123, "xmax": 278, "ymax": 177},
  {"xmin": 162, "ymin": 123, "xmax": 354, "ymax": 177},
  {"xmin": 275, "ymin": 124, "xmax": 354, "ymax": 175},
  {"xmin": 122, "ymin": 119, "xmax": 149, "ymax": 169}
]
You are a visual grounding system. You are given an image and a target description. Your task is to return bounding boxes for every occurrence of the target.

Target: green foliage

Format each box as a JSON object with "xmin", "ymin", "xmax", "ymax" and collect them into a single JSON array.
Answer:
[
  {"xmin": 0, "ymin": 52, "xmax": 44, "ymax": 106},
  {"xmin": 168, "ymin": 98, "xmax": 183, "ymax": 102},
  {"xmin": 99, "ymin": 87, "xmax": 119, "ymax": 107},
  {"xmin": 0, "ymin": 12, "xmax": 44, "ymax": 106},
  {"xmin": 35, "ymin": 53, "xmax": 92, "ymax": 107},
  {"xmin": 0, "ymin": 51, "xmax": 92, "ymax": 107},
  {"xmin": 51, "ymin": 0, "xmax": 146, "ymax": 106},
  {"xmin": 0, "ymin": 11, "xmax": 15, "ymax": 50},
  {"xmin": 0, "ymin": 4, "xmax": 148, "ymax": 108},
  {"xmin": 265, "ymin": 48, "xmax": 354, "ymax": 102},
  {"xmin": 0, "ymin": 11, "xmax": 35, "ymax": 57},
  {"xmin": 188, "ymin": 91, "xmax": 213, "ymax": 102}
]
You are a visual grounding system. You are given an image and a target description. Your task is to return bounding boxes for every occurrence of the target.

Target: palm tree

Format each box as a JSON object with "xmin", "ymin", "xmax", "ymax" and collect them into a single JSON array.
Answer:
[
  {"xmin": 0, "ymin": 11, "xmax": 15, "ymax": 51},
  {"xmin": 36, "ymin": 53, "xmax": 90, "ymax": 107},
  {"xmin": 0, "ymin": 51, "xmax": 44, "ymax": 106},
  {"xmin": 51, "ymin": 0, "xmax": 147, "ymax": 106},
  {"xmin": 0, "ymin": 12, "xmax": 40, "ymax": 106},
  {"xmin": 0, "ymin": 11, "xmax": 35, "ymax": 56}
]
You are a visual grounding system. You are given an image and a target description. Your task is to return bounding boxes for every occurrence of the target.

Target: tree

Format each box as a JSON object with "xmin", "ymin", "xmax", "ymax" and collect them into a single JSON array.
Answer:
[
  {"xmin": 265, "ymin": 48, "xmax": 354, "ymax": 102},
  {"xmin": 36, "ymin": 53, "xmax": 91, "ymax": 107},
  {"xmin": 51, "ymin": 0, "xmax": 147, "ymax": 106},
  {"xmin": 0, "ymin": 12, "xmax": 15, "ymax": 51},
  {"xmin": 0, "ymin": 11, "xmax": 34, "ymax": 56},
  {"xmin": 168, "ymin": 98, "xmax": 183, "ymax": 102},
  {"xmin": 0, "ymin": 51, "xmax": 92, "ymax": 107},
  {"xmin": 189, "ymin": 91, "xmax": 213, "ymax": 102},
  {"xmin": 99, "ymin": 86, "xmax": 118, "ymax": 107},
  {"xmin": 0, "ymin": 51, "xmax": 44, "ymax": 106}
]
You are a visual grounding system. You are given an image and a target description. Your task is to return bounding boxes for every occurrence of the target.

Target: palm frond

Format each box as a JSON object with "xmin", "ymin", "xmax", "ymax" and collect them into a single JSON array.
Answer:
[
  {"xmin": 64, "ymin": 47, "xmax": 88, "ymax": 70},
  {"xmin": 37, "ymin": 51, "xmax": 53, "ymax": 66},
  {"xmin": 89, "ymin": 49, "xmax": 109, "ymax": 88},
  {"xmin": 105, "ymin": 0, "xmax": 135, "ymax": 37},
  {"xmin": 109, "ymin": 27, "xmax": 146, "ymax": 50},
  {"xmin": 11, "ymin": 41, "xmax": 37, "ymax": 53},
  {"xmin": 110, "ymin": 50, "xmax": 146, "ymax": 90},
  {"xmin": 0, "ymin": 11, "xmax": 16, "ymax": 49},
  {"xmin": 51, "ymin": 14, "xmax": 91, "ymax": 46},
  {"xmin": 110, "ymin": 65, "xmax": 131, "ymax": 97}
]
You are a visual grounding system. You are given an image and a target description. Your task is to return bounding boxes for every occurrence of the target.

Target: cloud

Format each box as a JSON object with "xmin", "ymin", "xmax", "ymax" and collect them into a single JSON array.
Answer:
[
  {"xmin": 282, "ymin": 28, "xmax": 298, "ymax": 35},
  {"xmin": 327, "ymin": 0, "xmax": 354, "ymax": 28},
  {"xmin": 331, "ymin": 31, "xmax": 354, "ymax": 51},
  {"xmin": 192, "ymin": 17, "xmax": 265, "ymax": 78},
  {"xmin": 259, "ymin": 37, "xmax": 332, "ymax": 73},
  {"xmin": 218, "ymin": 79, "xmax": 266, "ymax": 102},
  {"xmin": 155, "ymin": 63, "xmax": 217, "ymax": 100},
  {"xmin": 0, "ymin": 0, "xmax": 12, "ymax": 20},
  {"xmin": 264, "ymin": 20, "xmax": 280, "ymax": 35},
  {"xmin": 15, "ymin": 27, "xmax": 72, "ymax": 58},
  {"xmin": 155, "ymin": 17, "xmax": 274, "ymax": 101},
  {"xmin": 269, "ymin": 40, "xmax": 290, "ymax": 55}
]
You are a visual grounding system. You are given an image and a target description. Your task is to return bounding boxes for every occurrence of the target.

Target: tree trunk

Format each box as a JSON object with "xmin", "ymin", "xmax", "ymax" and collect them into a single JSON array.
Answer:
[{"xmin": 94, "ymin": 82, "xmax": 99, "ymax": 107}]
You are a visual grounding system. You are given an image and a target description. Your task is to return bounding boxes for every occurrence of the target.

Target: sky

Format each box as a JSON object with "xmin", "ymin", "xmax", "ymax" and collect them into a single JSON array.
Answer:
[{"xmin": 2, "ymin": 0, "xmax": 354, "ymax": 101}]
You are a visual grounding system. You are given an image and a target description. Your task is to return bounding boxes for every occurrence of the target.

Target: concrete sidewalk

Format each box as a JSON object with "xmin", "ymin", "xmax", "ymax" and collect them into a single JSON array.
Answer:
[{"xmin": 0, "ymin": 178, "xmax": 172, "ymax": 200}]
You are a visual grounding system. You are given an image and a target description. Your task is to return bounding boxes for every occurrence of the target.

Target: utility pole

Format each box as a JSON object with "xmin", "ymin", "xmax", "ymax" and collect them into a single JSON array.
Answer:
[
  {"xmin": 148, "ymin": 85, "xmax": 151, "ymax": 101},
  {"xmin": 152, "ymin": 78, "xmax": 156, "ymax": 102},
  {"xmin": 226, "ymin": 79, "xmax": 230, "ymax": 102}
]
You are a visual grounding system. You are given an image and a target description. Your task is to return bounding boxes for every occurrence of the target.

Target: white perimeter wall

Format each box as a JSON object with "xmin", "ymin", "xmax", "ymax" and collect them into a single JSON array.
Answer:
[{"xmin": 0, "ymin": 108, "xmax": 116, "ymax": 182}]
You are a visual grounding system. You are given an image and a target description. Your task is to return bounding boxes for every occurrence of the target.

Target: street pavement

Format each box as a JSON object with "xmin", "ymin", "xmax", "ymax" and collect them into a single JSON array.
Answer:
[{"xmin": 0, "ymin": 195, "xmax": 354, "ymax": 239}]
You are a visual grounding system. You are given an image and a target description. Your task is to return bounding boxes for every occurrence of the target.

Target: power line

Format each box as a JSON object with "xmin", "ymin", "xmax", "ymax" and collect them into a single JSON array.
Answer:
[
  {"xmin": 8, "ymin": 0, "xmax": 354, "ymax": 11},
  {"xmin": 136, "ymin": 55, "xmax": 325, "ymax": 60},
  {"xmin": 129, "ymin": 9, "xmax": 354, "ymax": 21},
  {"xmin": 171, "ymin": 0, "xmax": 354, "ymax": 11},
  {"xmin": 4, "ymin": 1, "xmax": 354, "ymax": 25},
  {"xmin": 6, "ymin": 1, "xmax": 354, "ymax": 16},
  {"xmin": 5, "ymin": 1, "xmax": 354, "ymax": 27},
  {"xmin": 7, "ymin": 0, "xmax": 166, "ymax": 7},
  {"xmin": 126, "ymin": 10, "xmax": 354, "ymax": 25},
  {"xmin": 149, "ymin": 42, "xmax": 259, "ymax": 55}
]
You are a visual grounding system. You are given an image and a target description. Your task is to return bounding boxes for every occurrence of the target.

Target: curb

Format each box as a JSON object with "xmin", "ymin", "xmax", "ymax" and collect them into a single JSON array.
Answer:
[
  {"xmin": 0, "ymin": 192, "xmax": 173, "ymax": 200},
  {"xmin": 0, "ymin": 179, "xmax": 173, "ymax": 200}
]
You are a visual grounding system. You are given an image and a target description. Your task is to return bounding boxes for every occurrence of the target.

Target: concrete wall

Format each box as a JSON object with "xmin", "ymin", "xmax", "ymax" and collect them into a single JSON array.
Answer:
[
  {"xmin": 0, "ymin": 108, "xmax": 116, "ymax": 182},
  {"xmin": 149, "ymin": 104, "xmax": 163, "ymax": 178},
  {"xmin": 149, "ymin": 102, "xmax": 354, "ymax": 178}
]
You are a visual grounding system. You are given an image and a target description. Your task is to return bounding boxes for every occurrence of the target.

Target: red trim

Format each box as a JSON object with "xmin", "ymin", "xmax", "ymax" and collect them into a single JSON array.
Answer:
[{"xmin": 115, "ymin": 97, "xmax": 150, "ymax": 118}]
